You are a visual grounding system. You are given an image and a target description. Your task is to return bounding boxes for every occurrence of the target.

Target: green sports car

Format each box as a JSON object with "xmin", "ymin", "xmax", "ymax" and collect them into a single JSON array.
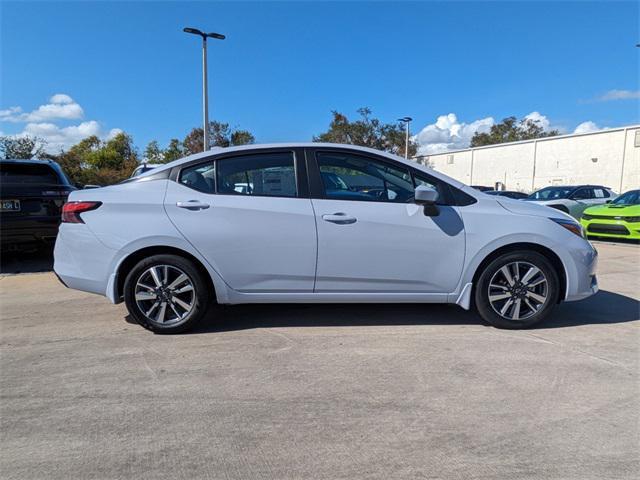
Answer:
[{"xmin": 580, "ymin": 189, "xmax": 640, "ymax": 240}]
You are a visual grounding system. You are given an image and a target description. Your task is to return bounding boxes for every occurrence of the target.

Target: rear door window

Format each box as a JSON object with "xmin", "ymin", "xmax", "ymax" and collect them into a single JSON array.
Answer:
[
  {"xmin": 0, "ymin": 163, "xmax": 60, "ymax": 184},
  {"xmin": 179, "ymin": 162, "xmax": 216, "ymax": 193},
  {"xmin": 217, "ymin": 152, "xmax": 297, "ymax": 198},
  {"xmin": 572, "ymin": 188, "xmax": 594, "ymax": 200}
]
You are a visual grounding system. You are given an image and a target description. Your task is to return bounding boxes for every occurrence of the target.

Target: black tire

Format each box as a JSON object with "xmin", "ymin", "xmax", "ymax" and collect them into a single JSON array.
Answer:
[
  {"xmin": 474, "ymin": 250, "xmax": 560, "ymax": 329},
  {"xmin": 124, "ymin": 254, "xmax": 212, "ymax": 334}
]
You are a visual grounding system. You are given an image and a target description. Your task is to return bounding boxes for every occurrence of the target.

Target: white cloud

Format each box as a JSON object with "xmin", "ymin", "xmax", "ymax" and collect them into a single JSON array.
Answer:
[
  {"xmin": 50, "ymin": 94, "xmax": 74, "ymax": 105},
  {"xmin": 573, "ymin": 121, "xmax": 602, "ymax": 134},
  {"xmin": 415, "ymin": 112, "xmax": 604, "ymax": 155},
  {"xmin": 0, "ymin": 94, "xmax": 84, "ymax": 123},
  {"xmin": 106, "ymin": 128, "xmax": 124, "ymax": 140},
  {"xmin": 523, "ymin": 111, "xmax": 550, "ymax": 130},
  {"xmin": 414, "ymin": 113, "xmax": 494, "ymax": 155},
  {"xmin": 596, "ymin": 89, "xmax": 640, "ymax": 101},
  {"xmin": 1, "ymin": 94, "xmax": 120, "ymax": 153}
]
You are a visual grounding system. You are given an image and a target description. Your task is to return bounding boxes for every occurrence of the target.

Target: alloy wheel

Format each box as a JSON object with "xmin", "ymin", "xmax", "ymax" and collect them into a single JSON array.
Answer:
[
  {"xmin": 487, "ymin": 261, "xmax": 548, "ymax": 321},
  {"xmin": 134, "ymin": 265, "xmax": 196, "ymax": 326}
]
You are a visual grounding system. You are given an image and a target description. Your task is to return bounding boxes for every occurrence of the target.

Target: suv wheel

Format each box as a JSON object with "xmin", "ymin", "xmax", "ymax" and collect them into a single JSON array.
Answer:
[
  {"xmin": 124, "ymin": 254, "xmax": 211, "ymax": 334},
  {"xmin": 474, "ymin": 251, "xmax": 560, "ymax": 329}
]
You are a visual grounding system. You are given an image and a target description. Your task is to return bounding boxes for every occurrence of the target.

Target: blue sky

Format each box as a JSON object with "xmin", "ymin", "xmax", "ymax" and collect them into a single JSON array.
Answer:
[{"xmin": 1, "ymin": 0, "xmax": 638, "ymax": 155}]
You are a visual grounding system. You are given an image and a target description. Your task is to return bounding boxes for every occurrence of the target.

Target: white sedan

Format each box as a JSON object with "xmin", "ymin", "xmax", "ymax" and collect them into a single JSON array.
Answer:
[
  {"xmin": 525, "ymin": 185, "xmax": 616, "ymax": 219},
  {"xmin": 54, "ymin": 143, "xmax": 598, "ymax": 333}
]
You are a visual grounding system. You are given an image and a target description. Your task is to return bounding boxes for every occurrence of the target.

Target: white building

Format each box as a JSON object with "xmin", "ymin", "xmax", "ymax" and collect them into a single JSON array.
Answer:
[{"xmin": 416, "ymin": 125, "xmax": 639, "ymax": 194}]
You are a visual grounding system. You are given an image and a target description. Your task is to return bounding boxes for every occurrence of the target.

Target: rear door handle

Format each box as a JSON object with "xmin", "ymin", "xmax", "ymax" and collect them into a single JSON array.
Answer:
[
  {"xmin": 176, "ymin": 200, "xmax": 210, "ymax": 210},
  {"xmin": 322, "ymin": 212, "xmax": 357, "ymax": 225}
]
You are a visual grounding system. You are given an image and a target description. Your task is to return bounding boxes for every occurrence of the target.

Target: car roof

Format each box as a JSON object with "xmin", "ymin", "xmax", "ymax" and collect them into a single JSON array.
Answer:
[
  {"xmin": 0, "ymin": 158, "xmax": 58, "ymax": 165},
  {"xmin": 135, "ymin": 142, "xmax": 468, "ymax": 190}
]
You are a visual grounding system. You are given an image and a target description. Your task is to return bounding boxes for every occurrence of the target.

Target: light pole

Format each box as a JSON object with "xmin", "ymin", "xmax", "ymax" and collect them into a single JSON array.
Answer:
[
  {"xmin": 183, "ymin": 27, "xmax": 225, "ymax": 152},
  {"xmin": 398, "ymin": 117, "xmax": 412, "ymax": 159}
]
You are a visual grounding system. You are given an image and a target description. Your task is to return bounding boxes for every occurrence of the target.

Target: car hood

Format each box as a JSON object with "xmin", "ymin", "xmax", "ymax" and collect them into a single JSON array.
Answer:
[
  {"xmin": 584, "ymin": 203, "xmax": 640, "ymax": 216},
  {"xmin": 522, "ymin": 199, "xmax": 565, "ymax": 206},
  {"xmin": 497, "ymin": 197, "xmax": 574, "ymax": 220}
]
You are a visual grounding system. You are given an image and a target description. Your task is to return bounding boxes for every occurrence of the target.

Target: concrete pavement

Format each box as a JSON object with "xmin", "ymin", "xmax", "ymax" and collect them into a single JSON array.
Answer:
[{"xmin": 1, "ymin": 242, "xmax": 638, "ymax": 479}]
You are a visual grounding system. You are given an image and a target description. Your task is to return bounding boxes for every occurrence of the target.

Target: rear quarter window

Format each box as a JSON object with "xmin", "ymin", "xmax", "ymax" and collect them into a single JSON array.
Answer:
[{"xmin": 0, "ymin": 163, "xmax": 61, "ymax": 184}]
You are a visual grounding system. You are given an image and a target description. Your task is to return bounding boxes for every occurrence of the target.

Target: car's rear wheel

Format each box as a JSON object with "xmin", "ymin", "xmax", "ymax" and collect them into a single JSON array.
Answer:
[
  {"xmin": 474, "ymin": 251, "xmax": 560, "ymax": 329},
  {"xmin": 124, "ymin": 254, "xmax": 211, "ymax": 333}
]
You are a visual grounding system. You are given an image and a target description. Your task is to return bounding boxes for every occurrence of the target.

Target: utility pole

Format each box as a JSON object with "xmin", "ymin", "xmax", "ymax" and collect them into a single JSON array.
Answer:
[
  {"xmin": 183, "ymin": 27, "xmax": 225, "ymax": 151},
  {"xmin": 398, "ymin": 117, "xmax": 413, "ymax": 159}
]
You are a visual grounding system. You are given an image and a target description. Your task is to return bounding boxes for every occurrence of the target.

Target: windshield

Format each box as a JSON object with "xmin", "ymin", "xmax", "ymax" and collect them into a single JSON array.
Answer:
[
  {"xmin": 611, "ymin": 190, "xmax": 640, "ymax": 205},
  {"xmin": 528, "ymin": 187, "xmax": 574, "ymax": 200}
]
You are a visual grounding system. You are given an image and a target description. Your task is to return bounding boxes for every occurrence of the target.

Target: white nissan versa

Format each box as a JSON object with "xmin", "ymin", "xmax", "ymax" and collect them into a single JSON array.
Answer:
[{"xmin": 54, "ymin": 144, "xmax": 598, "ymax": 333}]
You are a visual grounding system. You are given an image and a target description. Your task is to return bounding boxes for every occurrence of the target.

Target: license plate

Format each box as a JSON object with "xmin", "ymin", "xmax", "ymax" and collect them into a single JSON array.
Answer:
[{"xmin": 0, "ymin": 199, "xmax": 21, "ymax": 212}]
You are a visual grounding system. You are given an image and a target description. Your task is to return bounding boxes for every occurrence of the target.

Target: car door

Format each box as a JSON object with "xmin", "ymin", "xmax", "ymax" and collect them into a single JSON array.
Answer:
[
  {"xmin": 569, "ymin": 187, "xmax": 598, "ymax": 218},
  {"xmin": 164, "ymin": 149, "xmax": 317, "ymax": 292},
  {"xmin": 308, "ymin": 148, "xmax": 466, "ymax": 294}
]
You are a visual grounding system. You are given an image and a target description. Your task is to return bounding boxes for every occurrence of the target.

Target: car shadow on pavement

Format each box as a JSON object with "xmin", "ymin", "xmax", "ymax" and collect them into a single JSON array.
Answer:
[
  {"xmin": 0, "ymin": 248, "xmax": 53, "ymax": 274},
  {"xmin": 182, "ymin": 289, "xmax": 638, "ymax": 334}
]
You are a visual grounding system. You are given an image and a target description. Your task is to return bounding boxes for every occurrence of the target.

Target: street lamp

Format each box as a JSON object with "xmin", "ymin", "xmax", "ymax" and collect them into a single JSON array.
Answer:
[
  {"xmin": 398, "ymin": 117, "xmax": 412, "ymax": 159},
  {"xmin": 183, "ymin": 27, "xmax": 226, "ymax": 152}
]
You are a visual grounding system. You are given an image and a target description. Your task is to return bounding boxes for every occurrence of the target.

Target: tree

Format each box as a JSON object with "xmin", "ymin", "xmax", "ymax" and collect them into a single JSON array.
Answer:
[
  {"xmin": 55, "ymin": 133, "xmax": 138, "ymax": 186},
  {"xmin": 143, "ymin": 140, "xmax": 164, "ymax": 163},
  {"xmin": 470, "ymin": 116, "xmax": 559, "ymax": 147},
  {"xmin": 162, "ymin": 139, "xmax": 184, "ymax": 163},
  {"xmin": 0, "ymin": 135, "xmax": 47, "ymax": 159},
  {"xmin": 313, "ymin": 108, "xmax": 417, "ymax": 158},
  {"xmin": 183, "ymin": 121, "xmax": 255, "ymax": 155}
]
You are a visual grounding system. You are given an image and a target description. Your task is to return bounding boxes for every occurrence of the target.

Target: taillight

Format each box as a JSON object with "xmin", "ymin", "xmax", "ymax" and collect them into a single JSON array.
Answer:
[{"xmin": 61, "ymin": 201, "xmax": 102, "ymax": 223}]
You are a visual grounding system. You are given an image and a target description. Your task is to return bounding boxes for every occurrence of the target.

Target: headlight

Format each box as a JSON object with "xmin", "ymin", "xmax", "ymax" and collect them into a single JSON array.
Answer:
[{"xmin": 550, "ymin": 217, "xmax": 585, "ymax": 238}]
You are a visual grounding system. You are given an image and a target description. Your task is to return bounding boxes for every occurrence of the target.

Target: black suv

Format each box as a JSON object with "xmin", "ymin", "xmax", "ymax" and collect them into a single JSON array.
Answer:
[{"xmin": 1, "ymin": 159, "xmax": 75, "ymax": 251}]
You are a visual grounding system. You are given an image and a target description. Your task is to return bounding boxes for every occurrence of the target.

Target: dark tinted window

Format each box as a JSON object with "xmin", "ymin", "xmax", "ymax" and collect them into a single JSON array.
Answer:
[
  {"xmin": 528, "ymin": 187, "xmax": 573, "ymax": 200},
  {"xmin": 317, "ymin": 152, "xmax": 413, "ymax": 203},
  {"xmin": 179, "ymin": 162, "xmax": 216, "ymax": 193},
  {"xmin": 571, "ymin": 188, "xmax": 593, "ymax": 200},
  {"xmin": 218, "ymin": 152, "xmax": 296, "ymax": 197},
  {"xmin": 0, "ymin": 163, "xmax": 60, "ymax": 184},
  {"xmin": 612, "ymin": 190, "xmax": 640, "ymax": 205}
]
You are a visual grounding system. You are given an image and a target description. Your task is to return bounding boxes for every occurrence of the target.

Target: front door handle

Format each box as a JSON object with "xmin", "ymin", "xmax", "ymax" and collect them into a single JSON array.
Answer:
[
  {"xmin": 322, "ymin": 212, "xmax": 357, "ymax": 225},
  {"xmin": 176, "ymin": 200, "xmax": 210, "ymax": 210}
]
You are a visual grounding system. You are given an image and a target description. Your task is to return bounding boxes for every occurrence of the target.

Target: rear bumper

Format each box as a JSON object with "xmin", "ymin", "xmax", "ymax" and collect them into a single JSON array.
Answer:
[
  {"xmin": 1, "ymin": 217, "xmax": 60, "ymax": 249},
  {"xmin": 53, "ymin": 224, "xmax": 118, "ymax": 298}
]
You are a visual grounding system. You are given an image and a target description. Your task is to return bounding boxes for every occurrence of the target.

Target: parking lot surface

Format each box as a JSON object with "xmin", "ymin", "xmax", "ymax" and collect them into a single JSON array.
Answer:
[{"xmin": 1, "ymin": 242, "xmax": 638, "ymax": 479}]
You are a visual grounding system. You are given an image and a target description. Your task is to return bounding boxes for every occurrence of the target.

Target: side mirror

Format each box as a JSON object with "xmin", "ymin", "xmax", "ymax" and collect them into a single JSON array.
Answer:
[
  {"xmin": 605, "ymin": 199, "xmax": 612, "ymax": 204},
  {"xmin": 414, "ymin": 185, "xmax": 440, "ymax": 216}
]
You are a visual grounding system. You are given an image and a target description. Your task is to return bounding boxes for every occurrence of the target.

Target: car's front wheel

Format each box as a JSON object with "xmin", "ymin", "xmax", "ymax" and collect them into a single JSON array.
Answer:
[
  {"xmin": 124, "ymin": 254, "xmax": 211, "ymax": 333},
  {"xmin": 474, "ymin": 251, "xmax": 560, "ymax": 329}
]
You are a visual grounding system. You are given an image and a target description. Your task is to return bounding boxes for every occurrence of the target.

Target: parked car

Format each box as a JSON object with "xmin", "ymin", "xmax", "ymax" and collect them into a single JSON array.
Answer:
[
  {"xmin": 54, "ymin": 143, "xmax": 598, "ymax": 333},
  {"xmin": 580, "ymin": 189, "xmax": 640, "ymax": 240},
  {"xmin": 526, "ymin": 185, "xmax": 616, "ymax": 219},
  {"xmin": 131, "ymin": 163, "xmax": 161, "ymax": 178},
  {"xmin": 1, "ymin": 159, "xmax": 76, "ymax": 251},
  {"xmin": 471, "ymin": 185, "xmax": 494, "ymax": 192},
  {"xmin": 484, "ymin": 190, "xmax": 529, "ymax": 200}
]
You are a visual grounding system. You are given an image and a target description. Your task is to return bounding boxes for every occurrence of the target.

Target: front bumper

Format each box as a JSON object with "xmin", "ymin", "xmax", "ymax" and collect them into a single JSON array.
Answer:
[
  {"xmin": 580, "ymin": 217, "xmax": 640, "ymax": 240},
  {"xmin": 561, "ymin": 237, "xmax": 599, "ymax": 302}
]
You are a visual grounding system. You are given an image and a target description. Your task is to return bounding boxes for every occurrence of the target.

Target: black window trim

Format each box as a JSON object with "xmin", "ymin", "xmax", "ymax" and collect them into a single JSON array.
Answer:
[{"xmin": 172, "ymin": 147, "xmax": 307, "ymax": 199}]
